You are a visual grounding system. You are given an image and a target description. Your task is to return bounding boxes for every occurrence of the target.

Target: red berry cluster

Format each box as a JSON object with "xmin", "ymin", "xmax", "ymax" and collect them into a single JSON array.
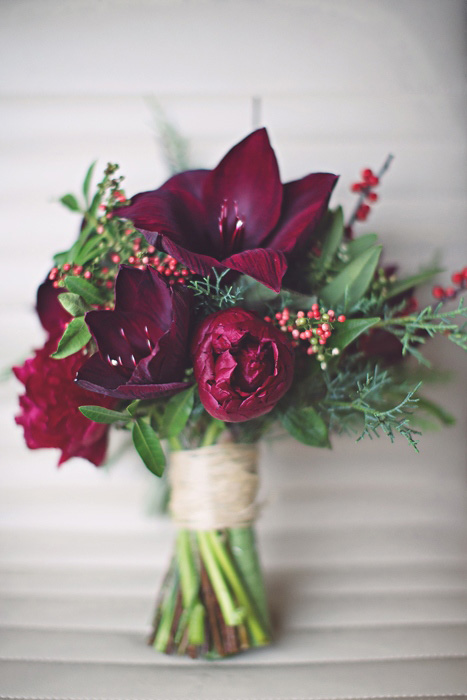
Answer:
[
  {"xmin": 265, "ymin": 305, "xmax": 346, "ymax": 369},
  {"xmin": 350, "ymin": 168, "xmax": 380, "ymax": 222},
  {"xmin": 432, "ymin": 267, "xmax": 467, "ymax": 301}
]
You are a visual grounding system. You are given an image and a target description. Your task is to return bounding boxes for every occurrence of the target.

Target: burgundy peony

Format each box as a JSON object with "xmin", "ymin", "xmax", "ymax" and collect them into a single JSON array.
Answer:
[
  {"xmin": 13, "ymin": 340, "xmax": 115, "ymax": 466},
  {"xmin": 117, "ymin": 129, "xmax": 338, "ymax": 293},
  {"xmin": 76, "ymin": 265, "xmax": 191, "ymax": 399},
  {"xmin": 192, "ymin": 308, "xmax": 294, "ymax": 422}
]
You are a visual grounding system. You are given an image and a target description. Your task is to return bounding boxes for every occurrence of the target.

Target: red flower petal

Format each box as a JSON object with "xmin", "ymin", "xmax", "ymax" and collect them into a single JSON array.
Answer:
[
  {"xmin": 224, "ymin": 248, "xmax": 287, "ymax": 293},
  {"xmin": 268, "ymin": 173, "xmax": 338, "ymax": 253},
  {"xmin": 203, "ymin": 129, "xmax": 283, "ymax": 249}
]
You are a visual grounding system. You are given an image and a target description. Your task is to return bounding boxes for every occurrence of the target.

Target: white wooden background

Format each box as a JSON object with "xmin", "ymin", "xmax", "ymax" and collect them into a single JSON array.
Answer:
[{"xmin": 0, "ymin": 1, "xmax": 466, "ymax": 698}]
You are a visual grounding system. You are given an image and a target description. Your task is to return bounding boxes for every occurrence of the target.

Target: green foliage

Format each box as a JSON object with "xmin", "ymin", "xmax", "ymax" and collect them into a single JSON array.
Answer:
[
  {"xmin": 320, "ymin": 245, "xmax": 382, "ymax": 311},
  {"xmin": 188, "ymin": 269, "xmax": 244, "ymax": 315},
  {"xmin": 82, "ymin": 160, "xmax": 96, "ymax": 204},
  {"xmin": 58, "ymin": 292, "xmax": 90, "ymax": 317},
  {"xmin": 377, "ymin": 297, "xmax": 467, "ymax": 364},
  {"xmin": 51, "ymin": 317, "xmax": 91, "ymax": 359},
  {"xmin": 322, "ymin": 364, "xmax": 422, "ymax": 450},
  {"xmin": 162, "ymin": 386, "xmax": 195, "ymax": 438},
  {"xmin": 132, "ymin": 419, "xmax": 166, "ymax": 477},
  {"xmin": 346, "ymin": 233, "xmax": 378, "ymax": 260},
  {"xmin": 279, "ymin": 405, "xmax": 330, "ymax": 447},
  {"xmin": 63, "ymin": 276, "xmax": 106, "ymax": 306},
  {"xmin": 319, "ymin": 206, "xmax": 344, "ymax": 270},
  {"xmin": 59, "ymin": 193, "xmax": 81, "ymax": 212},
  {"xmin": 79, "ymin": 405, "xmax": 130, "ymax": 424},
  {"xmin": 331, "ymin": 317, "xmax": 381, "ymax": 351},
  {"xmin": 385, "ymin": 267, "xmax": 443, "ymax": 300}
]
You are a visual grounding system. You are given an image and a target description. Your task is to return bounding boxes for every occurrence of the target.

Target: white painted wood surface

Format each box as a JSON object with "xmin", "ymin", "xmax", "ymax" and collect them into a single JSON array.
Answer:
[{"xmin": 1, "ymin": 1, "xmax": 466, "ymax": 697}]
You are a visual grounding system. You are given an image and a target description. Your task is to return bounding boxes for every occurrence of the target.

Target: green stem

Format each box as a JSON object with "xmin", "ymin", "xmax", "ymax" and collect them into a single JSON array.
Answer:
[
  {"xmin": 229, "ymin": 527, "xmax": 270, "ymax": 631},
  {"xmin": 200, "ymin": 419, "xmax": 225, "ymax": 447},
  {"xmin": 206, "ymin": 531, "xmax": 269, "ymax": 646},
  {"xmin": 153, "ymin": 569, "xmax": 179, "ymax": 652},
  {"xmin": 176, "ymin": 530, "xmax": 205, "ymax": 646},
  {"xmin": 197, "ymin": 531, "xmax": 244, "ymax": 626}
]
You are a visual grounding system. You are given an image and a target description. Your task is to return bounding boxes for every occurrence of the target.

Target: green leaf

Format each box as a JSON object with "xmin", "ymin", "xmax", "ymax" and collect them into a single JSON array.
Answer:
[
  {"xmin": 280, "ymin": 405, "xmax": 330, "ymax": 447},
  {"xmin": 51, "ymin": 316, "xmax": 91, "ymax": 359},
  {"xmin": 74, "ymin": 236, "xmax": 104, "ymax": 266},
  {"xmin": 162, "ymin": 385, "xmax": 195, "ymax": 438},
  {"xmin": 132, "ymin": 419, "xmax": 166, "ymax": 477},
  {"xmin": 346, "ymin": 233, "xmax": 378, "ymax": 260},
  {"xmin": 63, "ymin": 275, "xmax": 106, "ymax": 305},
  {"xmin": 126, "ymin": 399, "xmax": 140, "ymax": 416},
  {"xmin": 58, "ymin": 292, "xmax": 89, "ymax": 317},
  {"xmin": 385, "ymin": 267, "xmax": 443, "ymax": 300},
  {"xmin": 79, "ymin": 405, "xmax": 130, "ymax": 424},
  {"xmin": 89, "ymin": 191, "xmax": 101, "ymax": 218},
  {"xmin": 332, "ymin": 317, "xmax": 381, "ymax": 351},
  {"xmin": 320, "ymin": 206, "xmax": 344, "ymax": 269},
  {"xmin": 53, "ymin": 249, "xmax": 71, "ymax": 266},
  {"xmin": 82, "ymin": 161, "xmax": 96, "ymax": 204},
  {"xmin": 320, "ymin": 245, "xmax": 382, "ymax": 310},
  {"xmin": 59, "ymin": 193, "xmax": 81, "ymax": 212}
]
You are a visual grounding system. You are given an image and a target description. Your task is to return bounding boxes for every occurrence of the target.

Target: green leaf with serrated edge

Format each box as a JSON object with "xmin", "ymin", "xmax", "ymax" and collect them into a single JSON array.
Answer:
[
  {"xmin": 74, "ymin": 236, "xmax": 104, "ymax": 266},
  {"xmin": 59, "ymin": 194, "xmax": 81, "ymax": 212},
  {"xmin": 162, "ymin": 385, "xmax": 195, "ymax": 438},
  {"xmin": 280, "ymin": 406, "xmax": 330, "ymax": 448},
  {"xmin": 58, "ymin": 293, "xmax": 90, "ymax": 317},
  {"xmin": 346, "ymin": 233, "xmax": 378, "ymax": 260},
  {"xmin": 79, "ymin": 406, "xmax": 130, "ymax": 424},
  {"xmin": 63, "ymin": 276, "xmax": 106, "ymax": 305},
  {"xmin": 82, "ymin": 161, "xmax": 96, "ymax": 204},
  {"xmin": 385, "ymin": 267, "xmax": 443, "ymax": 300},
  {"xmin": 51, "ymin": 316, "xmax": 91, "ymax": 359},
  {"xmin": 332, "ymin": 317, "xmax": 381, "ymax": 351},
  {"xmin": 132, "ymin": 419, "xmax": 166, "ymax": 477},
  {"xmin": 320, "ymin": 206, "xmax": 344, "ymax": 269},
  {"xmin": 320, "ymin": 245, "xmax": 382, "ymax": 310},
  {"xmin": 126, "ymin": 400, "xmax": 140, "ymax": 416}
]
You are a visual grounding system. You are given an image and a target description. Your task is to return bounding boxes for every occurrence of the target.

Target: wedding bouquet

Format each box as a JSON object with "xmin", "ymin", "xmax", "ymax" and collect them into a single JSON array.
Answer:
[{"xmin": 14, "ymin": 129, "xmax": 466, "ymax": 659}]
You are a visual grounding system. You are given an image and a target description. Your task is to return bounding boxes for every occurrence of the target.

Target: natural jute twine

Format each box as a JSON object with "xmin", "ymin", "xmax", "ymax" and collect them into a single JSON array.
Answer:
[{"xmin": 169, "ymin": 443, "xmax": 259, "ymax": 530}]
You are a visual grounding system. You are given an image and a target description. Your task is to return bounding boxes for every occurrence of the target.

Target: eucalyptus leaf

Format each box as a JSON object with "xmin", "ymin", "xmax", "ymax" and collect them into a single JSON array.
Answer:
[
  {"xmin": 162, "ymin": 386, "xmax": 195, "ymax": 438},
  {"xmin": 346, "ymin": 233, "xmax": 378, "ymax": 260},
  {"xmin": 320, "ymin": 245, "xmax": 382, "ymax": 310},
  {"xmin": 64, "ymin": 275, "xmax": 106, "ymax": 305},
  {"xmin": 132, "ymin": 419, "xmax": 166, "ymax": 477},
  {"xmin": 320, "ymin": 206, "xmax": 344, "ymax": 269},
  {"xmin": 58, "ymin": 292, "xmax": 89, "ymax": 317},
  {"xmin": 332, "ymin": 317, "xmax": 381, "ymax": 351},
  {"xmin": 59, "ymin": 194, "xmax": 81, "ymax": 212},
  {"xmin": 79, "ymin": 405, "xmax": 130, "ymax": 424},
  {"xmin": 385, "ymin": 267, "xmax": 443, "ymax": 300},
  {"xmin": 51, "ymin": 316, "xmax": 91, "ymax": 359},
  {"xmin": 82, "ymin": 161, "xmax": 96, "ymax": 204},
  {"xmin": 280, "ymin": 405, "xmax": 330, "ymax": 447}
]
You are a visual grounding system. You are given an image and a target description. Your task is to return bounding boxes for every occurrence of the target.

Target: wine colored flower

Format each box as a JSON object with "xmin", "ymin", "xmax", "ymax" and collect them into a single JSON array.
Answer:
[
  {"xmin": 13, "ymin": 340, "xmax": 114, "ymax": 466},
  {"xmin": 37, "ymin": 278, "xmax": 72, "ymax": 338},
  {"xmin": 117, "ymin": 129, "xmax": 337, "ymax": 293},
  {"xmin": 192, "ymin": 308, "xmax": 294, "ymax": 422},
  {"xmin": 76, "ymin": 266, "xmax": 191, "ymax": 399}
]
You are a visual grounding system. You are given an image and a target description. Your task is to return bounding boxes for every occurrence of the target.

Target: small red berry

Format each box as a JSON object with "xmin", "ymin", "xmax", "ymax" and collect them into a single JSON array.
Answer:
[
  {"xmin": 83, "ymin": 270, "xmax": 92, "ymax": 280},
  {"xmin": 110, "ymin": 253, "xmax": 121, "ymax": 264},
  {"xmin": 337, "ymin": 315, "xmax": 346, "ymax": 322},
  {"xmin": 451, "ymin": 272, "xmax": 463, "ymax": 286},
  {"xmin": 362, "ymin": 168, "xmax": 373, "ymax": 180},
  {"xmin": 62, "ymin": 263, "xmax": 72, "ymax": 272},
  {"xmin": 367, "ymin": 191, "xmax": 378, "ymax": 202},
  {"xmin": 356, "ymin": 204, "xmax": 370, "ymax": 221},
  {"xmin": 432, "ymin": 286, "xmax": 445, "ymax": 299},
  {"xmin": 351, "ymin": 182, "xmax": 363, "ymax": 192},
  {"xmin": 445, "ymin": 286, "xmax": 456, "ymax": 297}
]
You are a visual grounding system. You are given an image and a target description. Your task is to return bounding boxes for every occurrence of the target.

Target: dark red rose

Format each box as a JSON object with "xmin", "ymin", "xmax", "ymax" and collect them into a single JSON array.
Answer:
[
  {"xmin": 192, "ymin": 308, "xmax": 294, "ymax": 422},
  {"xmin": 76, "ymin": 265, "xmax": 191, "ymax": 399},
  {"xmin": 36, "ymin": 278, "xmax": 72, "ymax": 338},
  {"xmin": 13, "ymin": 339, "xmax": 115, "ymax": 466},
  {"xmin": 117, "ymin": 129, "xmax": 337, "ymax": 293}
]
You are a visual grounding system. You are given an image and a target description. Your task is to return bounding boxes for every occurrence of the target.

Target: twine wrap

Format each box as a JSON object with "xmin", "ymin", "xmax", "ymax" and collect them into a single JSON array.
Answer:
[{"xmin": 169, "ymin": 443, "xmax": 259, "ymax": 530}]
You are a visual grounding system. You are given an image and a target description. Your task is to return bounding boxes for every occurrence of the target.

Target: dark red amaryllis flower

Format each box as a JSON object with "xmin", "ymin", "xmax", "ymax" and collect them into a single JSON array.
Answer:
[
  {"xmin": 192, "ymin": 308, "xmax": 295, "ymax": 422},
  {"xmin": 36, "ymin": 278, "xmax": 72, "ymax": 338},
  {"xmin": 14, "ymin": 340, "xmax": 114, "ymax": 466},
  {"xmin": 76, "ymin": 265, "xmax": 191, "ymax": 399},
  {"xmin": 116, "ymin": 129, "xmax": 338, "ymax": 293}
]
